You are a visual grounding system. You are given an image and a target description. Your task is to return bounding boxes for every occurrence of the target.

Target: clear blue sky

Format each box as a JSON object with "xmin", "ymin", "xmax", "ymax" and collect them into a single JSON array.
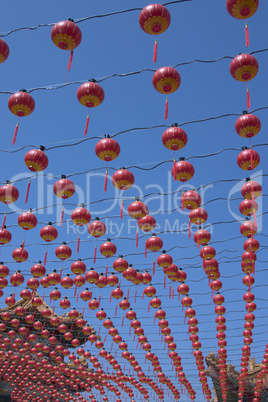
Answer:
[{"xmin": 0, "ymin": 1, "xmax": 267, "ymax": 401}]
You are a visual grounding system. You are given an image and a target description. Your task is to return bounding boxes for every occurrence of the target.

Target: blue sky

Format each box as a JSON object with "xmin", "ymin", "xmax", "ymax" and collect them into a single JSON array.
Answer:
[{"xmin": 0, "ymin": 1, "xmax": 267, "ymax": 401}]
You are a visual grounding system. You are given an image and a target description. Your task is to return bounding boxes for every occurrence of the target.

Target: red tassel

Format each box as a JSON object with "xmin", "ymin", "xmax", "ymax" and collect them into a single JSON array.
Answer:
[
  {"xmin": 181, "ymin": 191, "xmax": 184, "ymax": 210},
  {"xmin": 164, "ymin": 98, "xmax": 168, "ymax": 121},
  {"xmin": 118, "ymin": 280, "xmax": 121, "ymax": 289},
  {"xmin": 211, "ymin": 289, "xmax": 213, "ymax": 299},
  {"xmin": 142, "ymin": 290, "xmax": 145, "ymax": 300},
  {"xmin": 197, "ymin": 236, "xmax": 200, "ymax": 249},
  {"xmin": 67, "ymin": 50, "xmax": 73, "ymax": 71},
  {"xmin": 154, "ymin": 312, "xmax": 156, "ymax": 324},
  {"xmin": 105, "ymin": 264, "xmax": 108, "ymax": 279},
  {"xmin": 148, "ymin": 302, "xmax": 150, "ymax": 313},
  {"xmin": 109, "ymin": 292, "xmax": 112, "ymax": 303},
  {"xmin": 248, "ymin": 273, "xmax": 251, "ymax": 292},
  {"xmin": 98, "ymin": 326, "xmax": 101, "ymax": 337},
  {"xmin": 82, "ymin": 306, "xmax": 85, "ymax": 318},
  {"xmin": 24, "ymin": 180, "xmax": 31, "ymax": 204},
  {"xmin": 188, "ymin": 219, "xmax": 191, "ymax": 238},
  {"xmin": 254, "ymin": 210, "xmax": 257, "ymax": 226},
  {"xmin": 250, "ymin": 148, "xmax": 254, "ymax": 170},
  {"xmin": 153, "ymin": 260, "xmax": 155, "ymax": 276},
  {"xmin": 250, "ymin": 245, "xmax": 252, "ymax": 262},
  {"xmin": 52, "ymin": 306, "xmax": 55, "ymax": 315},
  {"xmin": 84, "ymin": 114, "xmax": 90, "ymax": 136},
  {"xmin": 134, "ymin": 290, "xmax": 137, "ymax": 303},
  {"xmin": 115, "ymin": 305, "xmax": 117, "ymax": 317},
  {"xmin": 44, "ymin": 250, "xmax": 47, "ymax": 266},
  {"xmin": 253, "ymin": 260, "xmax": 255, "ymax": 275},
  {"xmin": 247, "ymin": 87, "xmax": 250, "ymax": 110},
  {"xmin": 120, "ymin": 199, "xmax": 124, "ymax": 219},
  {"xmin": 127, "ymin": 288, "xmax": 129, "ymax": 301},
  {"xmin": 77, "ymin": 235, "xmax": 80, "ymax": 253},
  {"xmin": 74, "ymin": 284, "xmax": 77, "ymax": 297},
  {"xmin": 136, "ymin": 229, "xmax": 139, "ymax": 248},
  {"xmin": 59, "ymin": 267, "xmax": 63, "ymax": 281},
  {"xmin": 60, "ymin": 207, "xmax": 64, "ymax": 227},
  {"xmin": 245, "ymin": 23, "xmax": 249, "ymax": 47},
  {"xmin": 145, "ymin": 243, "xmax": 147, "ymax": 258},
  {"xmin": 2, "ymin": 214, "xmax": 6, "ymax": 230},
  {"xmin": 169, "ymin": 285, "xmax": 171, "ymax": 298},
  {"xmin": 129, "ymin": 326, "xmax": 131, "ymax": 336},
  {"xmin": 184, "ymin": 314, "xmax": 186, "ymax": 324},
  {"xmin": 104, "ymin": 335, "xmax": 107, "ymax": 344},
  {"xmin": 172, "ymin": 287, "xmax": 174, "ymax": 300},
  {"xmin": 12, "ymin": 123, "xmax": 19, "ymax": 145},
  {"xmin": 104, "ymin": 169, "xmax": 108, "ymax": 192},
  {"xmin": 173, "ymin": 159, "xmax": 176, "ymax": 182},
  {"xmin": 153, "ymin": 39, "xmax": 158, "ymax": 63},
  {"xmin": 98, "ymin": 294, "xmax": 101, "ymax": 304},
  {"xmin": 164, "ymin": 275, "xmax": 166, "ymax": 289},
  {"xmin": 121, "ymin": 317, "xmax": 124, "ymax": 327},
  {"xmin": 76, "ymin": 292, "xmax": 79, "ymax": 303},
  {"xmin": 94, "ymin": 244, "xmax": 97, "ymax": 264}
]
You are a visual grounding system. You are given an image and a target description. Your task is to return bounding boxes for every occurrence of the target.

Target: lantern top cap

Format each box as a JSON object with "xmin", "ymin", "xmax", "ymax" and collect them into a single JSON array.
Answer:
[
  {"xmin": 179, "ymin": 157, "xmax": 185, "ymax": 161},
  {"xmin": 118, "ymin": 255, "xmax": 123, "ymax": 258},
  {"xmin": 62, "ymin": 241, "xmax": 66, "ymax": 245},
  {"xmin": 171, "ymin": 123, "xmax": 178, "ymax": 127},
  {"xmin": 242, "ymin": 111, "xmax": 248, "ymax": 115},
  {"xmin": 88, "ymin": 78, "xmax": 97, "ymax": 83},
  {"xmin": 135, "ymin": 197, "xmax": 140, "ymax": 201},
  {"xmin": 106, "ymin": 238, "xmax": 111, "ymax": 242},
  {"xmin": 39, "ymin": 145, "xmax": 45, "ymax": 151},
  {"xmin": 6, "ymin": 180, "xmax": 10, "ymax": 184},
  {"xmin": 95, "ymin": 217, "xmax": 99, "ymax": 220},
  {"xmin": 19, "ymin": 89, "xmax": 27, "ymax": 93},
  {"xmin": 79, "ymin": 203, "xmax": 84, "ymax": 208},
  {"xmin": 61, "ymin": 174, "xmax": 66, "ymax": 179},
  {"xmin": 68, "ymin": 18, "xmax": 75, "ymax": 22},
  {"xmin": 104, "ymin": 134, "xmax": 110, "ymax": 138},
  {"xmin": 129, "ymin": 264, "xmax": 132, "ymax": 267},
  {"xmin": 48, "ymin": 222, "xmax": 52, "ymax": 225},
  {"xmin": 241, "ymin": 146, "xmax": 248, "ymax": 150}
]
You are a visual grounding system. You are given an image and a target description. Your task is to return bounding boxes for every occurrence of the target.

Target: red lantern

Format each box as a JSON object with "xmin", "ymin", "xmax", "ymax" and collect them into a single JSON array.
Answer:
[
  {"xmin": 146, "ymin": 235, "xmax": 163, "ymax": 253},
  {"xmin": 200, "ymin": 246, "xmax": 216, "ymax": 261},
  {"xmin": 30, "ymin": 262, "xmax": 46, "ymax": 278},
  {"xmin": 239, "ymin": 199, "xmax": 258, "ymax": 218},
  {"xmin": 181, "ymin": 190, "xmax": 201, "ymax": 211},
  {"xmin": 0, "ymin": 264, "xmax": 9, "ymax": 278},
  {"xmin": 71, "ymin": 204, "xmax": 91, "ymax": 226},
  {"xmin": 55, "ymin": 242, "xmax": 72, "ymax": 261},
  {"xmin": 142, "ymin": 271, "xmax": 152, "ymax": 284},
  {"xmin": 0, "ymin": 227, "xmax": 11, "ymax": 245},
  {"xmin": 10, "ymin": 271, "xmax": 24, "ymax": 287},
  {"xmin": 111, "ymin": 288, "xmax": 123, "ymax": 300},
  {"xmin": 88, "ymin": 218, "xmax": 106, "ymax": 238},
  {"xmin": 95, "ymin": 136, "xmax": 120, "ymax": 162},
  {"xmin": 113, "ymin": 256, "xmax": 128, "ymax": 273},
  {"xmin": 77, "ymin": 80, "xmax": 105, "ymax": 135},
  {"xmin": 12, "ymin": 246, "xmax": 28, "ymax": 263},
  {"xmin": 194, "ymin": 228, "xmax": 211, "ymax": 248},
  {"xmin": 128, "ymin": 199, "xmax": 148, "ymax": 220},
  {"xmin": 54, "ymin": 175, "xmax": 75, "ymax": 199},
  {"xmin": 50, "ymin": 288, "xmax": 61, "ymax": 301},
  {"xmin": 61, "ymin": 275, "xmax": 73, "ymax": 289},
  {"xmin": 144, "ymin": 285, "xmax": 156, "ymax": 298},
  {"xmin": 40, "ymin": 222, "xmax": 58, "ymax": 242},
  {"xmin": 0, "ymin": 181, "xmax": 19, "ymax": 204},
  {"xmin": 18, "ymin": 210, "xmax": 37, "ymax": 230},
  {"xmin": 51, "ymin": 19, "xmax": 81, "ymax": 76},
  {"xmin": 137, "ymin": 215, "xmax": 156, "ymax": 232},
  {"xmin": 152, "ymin": 67, "xmax": 181, "ymax": 120},
  {"xmin": 47, "ymin": 270, "xmax": 61, "ymax": 286},
  {"xmin": 85, "ymin": 269, "xmax": 99, "ymax": 284},
  {"xmin": 8, "ymin": 90, "xmax": 35, "ymax": 145},
  {"xmin": 60, "ymin": 297, "xmax": 71, "ymax": 310},
  {"xmin": 172, "ymin": 158, "xmax": 194, "ymax": 182},
  {"xmin": 157, "ymin": 251, "xmax": 173, "ymax": 268},
  {"xmin": 162, "ymin": 125, "xmax": 187, "ymax": 151},
  {"xmin": 189, "ymin": 208, "xmax": 208, "ymax": 226},
  {"xmin": 237, "ymin": 147, "xmax": 260, "ymax": 171},
  {"xmin": 240, "ymin": 219, "xmax": 257, "ymax": 237},
  {"xmin": 235, "ymin": 112, "xmax": 261, "ymax": 138},
  {"xmin": 241, "ymin": 178, "xmax": 262, "ymax": 199},
  {"xmin": 71, "ymin": 259, "xmax": 86, "ymax": 275},
  {"xmin": 139, "ymin": 4, "xmax": 171, "ymax": 62},
  {"xmin": 112, "ymin": 168, "xmax": 134, "ymax": 190},
  {"xmin": 24, "ymin": 146, "xmax": 48, "ymax": 172},
  {"xmin": 243, "ymin": 238, "xmax": 259, "ymax": 253},
  {"xmin": 100, "ymin": 239, "xmax": 117, "ymax": 258},
  {"xmin": 0, "ymin": 39, "xmax": 9, "ymax": 63},
  {"xmin": 230, "ymin": 54, "xmax": 259, "ymax": 81}
]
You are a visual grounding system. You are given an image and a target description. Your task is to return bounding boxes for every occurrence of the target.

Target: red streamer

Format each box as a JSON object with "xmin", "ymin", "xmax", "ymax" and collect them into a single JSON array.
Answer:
[
  {"xmin": 82, "ymin": 307, "xmax": 85, "ymax": 318},
  {"xmin": 76, "ymin": 292, "xmax": 79, "ymax": 303},
  {"xmin": 245, "ymin": 23, "xmax": 249, "ymax": 47},
  {"xmin": 60, "ymin": 207, "xmax": 64, "ymax": 228},
  {"xmin": 136, "ymin": 229, "xmax": 139, "ymax": 248},
  {"xmin": 120, "ymin": 199, "xmax": 124, "ymax": 219},
  {"xmin": 153, "ymin": 39, "xmax": 158, "ymax": 63},
  {"xmin": 121, "ymin": 317, "xmax": 124, "ymax": 327},
  {"xmin": 247, "ymin": 87, "xmax": 250, "ymax": 110},
  {"xmin": 2, "ymin": 214, "xmax": 6, "ymax": 230},
  {"xmin": 169, "ymin": 285, "xmax": 171, "ymax": 298},
  {"xmin": 24, "ymin": 180, "xmax": 31, "ymax": 204},
  {"xmin": 94, "ymin": 244, "xmax": 97, "ymax": 264},
  {"xmin": 105, "ymin": 264, "xmax": 108, "ymax": 279},
  {"xmin": 44, "ymin": 250, "xmax": 47, "ymax": 266},
  {"xmin": 188, "ymin": 219, "xmax": 191, "ymax": 238},
  {"xmin": 145, "ymin": 243, "xmax": 147, "ymax": 258},
  {"xmin": 148, "ymin": 302, "xmax": 150, "ymax": 313},
  {"xmin": 76, "ymin": 235, "xmax": 80, "ymax": 253},
  {"xmin": 164, "ymin": 275, "xmax": 166, "ymax": 289},
  {"xmin": 59, "ymin": 267, "xmax": 62, "ymax": 281},
  {"xmin": 127, "ymin": 287, "xmax": 129, "ymax": 301},
  {"xmin": 67, "ymin": 50, "xmax": 73, "ymax": 71},
  {"xmin": 115, "ymin": 305, "xmax": 117, "ymax": 316},
  {"xmin": 74, "ymin": 284, "xmax": 77, "ymax": 297},
  {"xmin": 134, "ymin": 290, "xmax": 137, "ymax": 303},
  {"xmin": 254, "ymin": 210, "xmax": 257, "ymax": 226},
  {"xmin": 84, "ymin": 114, "xmax": 90, "ymax": 136},
  {"xmin": 12, "ymin": 123, "xmax": 19, "ymax": 145},
  {"xmin": 172, "ymin": 287, "xmax": 174, "ymax": 299},
  {"xmin": 173, "ymin": 158, "xmax": 176, "ymax": 181},
  {"xmin": 104, "ymin": 169, "xmax": 108, "ymax": 192},
  {"xmin": 142, "ymin": 290, "xmax": 145, "ymax": 300},
  {"xmin": 164, "ymin": 98, "xmax": 168, "ymax": 120},
  {"xmin": 153, "ymin": 259, "xmax": 155, "ymax": 276}
]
